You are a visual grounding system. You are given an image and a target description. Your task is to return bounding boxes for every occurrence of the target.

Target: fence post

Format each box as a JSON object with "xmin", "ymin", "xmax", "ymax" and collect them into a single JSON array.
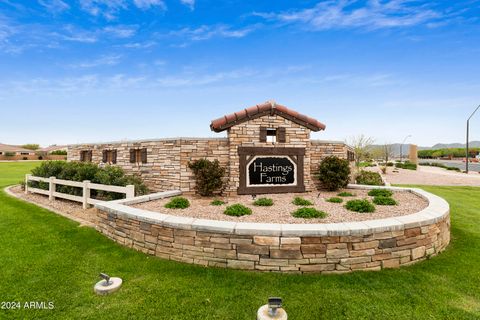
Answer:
[
  {"xmin": 25, "ymin": 174, "xmax": 30, "ymax": 194},
  {"xmin": 126, "ymin": 185, "xmax": 135, "ymax": 199},
  {"xmin": 83, "ymin": 180, "xmax": 91, "ymax": 210},
  {"xmin": 49, "ymin": 176, "xmax": 55, "ymax": 201}
]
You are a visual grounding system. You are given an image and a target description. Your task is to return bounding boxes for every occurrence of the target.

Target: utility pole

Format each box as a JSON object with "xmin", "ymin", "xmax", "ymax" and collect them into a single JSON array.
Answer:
[
  {"xmin": 466, "ymin": 104, "xmax": 480, "ymax": 173},
  {"xmin": 400, "ymin": 135, "xmax": 412, "ymax": 162}
]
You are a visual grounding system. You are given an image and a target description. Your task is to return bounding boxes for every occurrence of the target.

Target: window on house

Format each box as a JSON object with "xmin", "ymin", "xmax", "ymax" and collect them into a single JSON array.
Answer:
[
  {"xmin": 20, "ymin": 152, "xmax": 30, "ymax": 155},
  {"xmin": 129, "ymin": 148, "xmax": 147, "ymax": 164},
  {"xmin": 266, "ymin": 129, "xmax": 277, "ymax": 143},
  {"xmin": 80, "ymin": 150, "xmax": 92, "ymax": 162},
  {"xmin": 260, "ymin": 127, "xmax": 286, "ymax": 143},
  {"xmin": 102, "ymin": 150, "xmax": 117, "ymax": 164},
  {"xmin": 347, "ymin": 151, "xmax": 355, "ymax": 162}
]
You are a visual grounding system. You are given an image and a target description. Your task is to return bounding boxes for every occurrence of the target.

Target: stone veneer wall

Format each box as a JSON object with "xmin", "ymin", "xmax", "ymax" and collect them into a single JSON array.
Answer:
[
  {"xmin": 95, "ymin": 186, "xmax": 450, "ymax": 273},
  {"xmin": 226, "ymin": 115, "xmax": 314, "ymax": 193},
  {"xmin": 68, "ymin": 133, "xmax": 352, "ymax": 195},
  {"xmin": 68, "ymin": 139, "xmax": 229, "ymax": 193}
]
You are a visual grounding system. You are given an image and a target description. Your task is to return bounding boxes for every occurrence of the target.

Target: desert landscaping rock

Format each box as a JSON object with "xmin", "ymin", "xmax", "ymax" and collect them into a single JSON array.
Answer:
[{"xmin": 132, "ymin": 189, "xmax": 428, "ymax": 224}]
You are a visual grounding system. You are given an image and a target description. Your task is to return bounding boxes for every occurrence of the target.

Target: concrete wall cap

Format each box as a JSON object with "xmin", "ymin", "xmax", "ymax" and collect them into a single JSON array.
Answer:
[{"xmin": 95, "ymin": 185, "xmax": 449, "ymax": 237}]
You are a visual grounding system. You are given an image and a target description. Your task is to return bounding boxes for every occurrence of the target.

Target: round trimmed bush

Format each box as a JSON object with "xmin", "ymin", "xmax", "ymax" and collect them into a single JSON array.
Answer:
[
  {"xmin": 367, "ymin": 189, "xmax": 393, "ymax": 197},
  {"xmin": 165, "ymin": 197, "xmax": 190, "ymax": 209},
  {"xmin": 337, "ymin": 192, "xmax": 355, "ymax": 197},
  {"xmin": 345, "ymin": 199, "xmax": 375, "ymax": 213},
  {"xmin": 224, "ymin": 204, "xmax": 252, "ymax": 216},
  {"xmin": 292, "ymin": 197, "xmax": 313, "ymax": 206},
  {"xmin": 253, "ymin": 197, "xmax": 274, "ymax": 206},
  {"xmin": 326, "ymin": 197, "xmax": 343, "ymax": 203},
  {"xmin": 292, "ymin": 208, "xmax": 327, "ymax": 219},
  {"xmin": 210, "ymin": 199, "xmax": 225, "ymax": 206},
  {"xmin": 356, "ymin": 171, "xmax": 384, "ymax": 186},
  {"xmin": 373, "ymin": 196, "xmax": 397, "ymax": 206},
  {"xmin": 317, "ymin": 156, "xmax": 351, "ymax": 191}
]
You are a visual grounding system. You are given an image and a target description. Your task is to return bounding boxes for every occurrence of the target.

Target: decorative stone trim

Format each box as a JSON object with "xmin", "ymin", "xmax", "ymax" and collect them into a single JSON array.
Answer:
[{"xmin": 95, "ymin": 185, "xmax": 450, "ymax": 273}]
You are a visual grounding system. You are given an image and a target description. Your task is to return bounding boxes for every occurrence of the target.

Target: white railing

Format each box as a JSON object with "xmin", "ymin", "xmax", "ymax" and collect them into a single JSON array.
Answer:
[{"xmin": 25, "ymin": 174, "xmax": 135, "ymax": 209}]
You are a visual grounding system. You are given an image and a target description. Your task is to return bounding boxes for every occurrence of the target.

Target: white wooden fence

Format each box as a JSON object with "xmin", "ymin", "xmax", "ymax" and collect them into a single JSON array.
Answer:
[{"xmin": 25, "ymin": 174, "xmax": 135, "ymax": 209}]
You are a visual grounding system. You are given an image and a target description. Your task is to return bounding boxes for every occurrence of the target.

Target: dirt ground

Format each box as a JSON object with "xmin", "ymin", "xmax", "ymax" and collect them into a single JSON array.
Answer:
[
  {"xmin": 133, "ymin": 188, "xmax": 428, "ymax": 224},
  {"xmin": 376, "ymin": 166, "xmax": 480, "ymax": 186},
  {"xmin": 9, "ymin": 185, "xmax": 98, "ymax": 226}
]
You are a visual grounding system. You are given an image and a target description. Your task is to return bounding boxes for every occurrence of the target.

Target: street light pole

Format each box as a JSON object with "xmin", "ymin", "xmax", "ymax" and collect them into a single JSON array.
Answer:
[
  {"xmin": 466, "ymin": 104, "xmax": 480, "ymax": 174},
  {"xmin": 400, "ymin": 135, "xmax": 412, "ymax": 162}
]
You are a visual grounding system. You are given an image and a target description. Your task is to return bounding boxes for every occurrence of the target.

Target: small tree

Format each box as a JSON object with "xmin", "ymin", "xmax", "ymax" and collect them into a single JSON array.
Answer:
[
  {"xmin": 317, "ymin": 156, "xmax": 351, "ymax": 191},
  {"xmin": 346, "ymin": 135, "xmax": 375, "ymax": 168},
  {"xmin": 188, "ymin": 159, "xmax": 226, "ymax": 196},
  {"xmin": 21, "ymin": 144, "xmax": 40, "ymax": 150}
]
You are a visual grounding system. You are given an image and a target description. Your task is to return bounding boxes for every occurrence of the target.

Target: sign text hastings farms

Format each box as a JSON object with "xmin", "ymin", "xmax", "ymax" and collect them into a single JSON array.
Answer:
[{"xmin": 248, "ymin": 157, "xmax": 295, "ymax": 185}]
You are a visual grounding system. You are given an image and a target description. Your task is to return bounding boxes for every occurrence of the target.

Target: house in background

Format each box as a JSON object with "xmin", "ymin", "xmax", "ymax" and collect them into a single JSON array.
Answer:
[
  {"xmin": 0, "ymin": 143, "xmax": 67, "ymax": 161},
  {"xmin": 0, "ymin": 143, "xmax": 36, "ymax": 157}
]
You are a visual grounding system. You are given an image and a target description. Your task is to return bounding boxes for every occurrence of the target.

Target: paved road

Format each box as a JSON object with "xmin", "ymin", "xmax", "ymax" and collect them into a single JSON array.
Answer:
[{"xmin": 419, "ymin": 159, "xmax": 480, "ymax": 172}]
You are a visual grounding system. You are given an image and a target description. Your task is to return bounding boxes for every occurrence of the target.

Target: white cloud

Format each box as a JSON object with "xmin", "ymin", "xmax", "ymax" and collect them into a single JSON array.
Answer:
[
  {"xmin": 133, "ymin": 0, "xmax": 166, "ymax": 10},
  {"xmin": 254, "ymin": 0, "xmax": 441, "ymax": 30},
  {"xmin": 38, "ymin": 0, "xmax": 70, "ymax": 13},
  {"xmin": 78, "ymin": 0, "xmax": 166, "ymax": 19},
  {"xmin": 70, "ymin": 54, "xmax": 123, "ymax": 68},
  {"xmin": 123, "ymin": 41, "xmax": 156, "ymax": 48},
  {"xmin": 103, "ymin": 25, "xmax": 138, "ymax": 38},
  {"xmin": 180, "ymin": 0, "xmax": 195, "ymax": 10},
  {"xmin": 169, "ymin": 24, "xmax": 257, "ymax": 42}
]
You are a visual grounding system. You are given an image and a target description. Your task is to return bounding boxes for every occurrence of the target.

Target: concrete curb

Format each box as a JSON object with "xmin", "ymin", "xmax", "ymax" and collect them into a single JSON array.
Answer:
[{"xmin": 95, "ymin": 185, "xmax": 450, "ymax": 237}]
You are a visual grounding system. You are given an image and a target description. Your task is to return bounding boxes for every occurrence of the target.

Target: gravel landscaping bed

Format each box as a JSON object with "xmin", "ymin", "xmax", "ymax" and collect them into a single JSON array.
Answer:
[
  {"xmin": 9, "ymin": 185, "xmax": 98, "ymax": 225},
  {"xmin": 132, "ymin": 188, "xmax": 428, "ymax": 224}
]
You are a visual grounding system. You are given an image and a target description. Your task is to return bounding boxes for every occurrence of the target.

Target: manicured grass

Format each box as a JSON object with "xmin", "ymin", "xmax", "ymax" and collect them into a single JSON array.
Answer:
[
  {"xmin": 0, "ymin": 161, "xmax": 41, "ymax": 186},
  {"xmin": 0, "ymin": 162, "xmax": 480, "ymax": 319}
]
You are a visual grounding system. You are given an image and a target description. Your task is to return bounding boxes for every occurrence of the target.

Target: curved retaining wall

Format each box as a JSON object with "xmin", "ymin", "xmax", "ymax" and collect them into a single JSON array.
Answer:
[{"xmin": 95, "ymin": 186, "xmax": 450, "ymax": 273}]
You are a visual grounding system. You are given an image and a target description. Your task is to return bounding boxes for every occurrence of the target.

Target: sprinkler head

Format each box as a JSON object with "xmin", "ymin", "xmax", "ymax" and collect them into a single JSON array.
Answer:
[
  {"xmin": 99, "ymin": 273, "xmax": 112, "ymax": 286},
  {"xmin": 268, "ymin": 297, "xmax": 282, "ymax": 316}
]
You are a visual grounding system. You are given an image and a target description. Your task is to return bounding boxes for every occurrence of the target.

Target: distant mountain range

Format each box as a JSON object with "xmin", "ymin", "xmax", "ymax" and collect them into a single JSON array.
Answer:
[{"xmin": 371, "ymin": 141, "xmax": 480, "ymax": 157}]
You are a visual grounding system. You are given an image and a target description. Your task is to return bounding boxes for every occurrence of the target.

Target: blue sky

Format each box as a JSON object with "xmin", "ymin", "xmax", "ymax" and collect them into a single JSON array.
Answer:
[{"xmin": 1, "ymin": 0, "xmax": 479, "ymax": 147}]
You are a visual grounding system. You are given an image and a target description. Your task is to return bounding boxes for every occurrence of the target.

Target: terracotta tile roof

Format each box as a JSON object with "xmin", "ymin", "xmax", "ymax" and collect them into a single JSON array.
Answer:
[{"xmin": 210, "ymin": 100, "xmax": 326, "ymax": 132}]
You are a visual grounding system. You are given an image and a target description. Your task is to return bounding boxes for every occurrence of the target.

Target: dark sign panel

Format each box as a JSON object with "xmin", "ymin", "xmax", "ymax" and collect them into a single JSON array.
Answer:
[{"xmin": 248, "ymin": 156, "xmax": 296, "ymax": 186}]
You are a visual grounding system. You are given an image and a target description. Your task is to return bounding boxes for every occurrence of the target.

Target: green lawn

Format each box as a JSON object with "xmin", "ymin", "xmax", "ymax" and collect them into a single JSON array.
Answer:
[{"xmin": 0, "ymin": 162, "xmax": 479, "ymax": 319}]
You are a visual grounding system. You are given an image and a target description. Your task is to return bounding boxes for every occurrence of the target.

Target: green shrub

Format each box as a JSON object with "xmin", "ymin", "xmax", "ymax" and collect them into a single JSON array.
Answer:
[
  {"xmin": 292, "ymin": 197, "xmax": 313, "ymax": 206},
  {"xmin": 29, "ymin": 161, "xmax": 148, "ymax": 200},
  {"xmin": 224, "ymin": 204, "xmax": 252, "ymax": 216},
  {"xmin": 253, "ymin": 197, "xmax": 274, "ymax": 206},
  {"xmin": 210, "ymin": 199, "xmax": 225, "ymax": 206},
  {"xmin": 316, "ymin": 156, "xmax": 351, "ymax": 191},
  {"xmin": 4, "ymin": 152, "xmax": 15, "ymax": 157},
  {"xmin": 50, "ymin": 150, "xmax": 67, "ymax": 155},
  {"xmin": 326, "ymin": 197, "xmax": 343, "ymax": 203},
  {"xmin": 355, "ymin": 171, "xmax": 384, "ymax": 186},
  {"xmin": 367, "ymin": 189, "xmax": 393, "ymax": 197},
  {"xmin": 165, "ymin": 197, "xmax": 190, "ymax": 209},
  {"xmin": 345, "ymin": 199, "xmax": 375, "ymax": 213},
  {"xmin": 337, "ymin": 192, "xmax": 355, "ymax": 197},
  {"xmin": 395, "ymin": 161, "xmax": 417, "ymax": 170},
  {"xmin": 446, "ymin": 167, "xmax": 461, "ymax": 172},
  {"xmin": 292, "ymin": 207, "xmax": 327, "ymax": 219},
  {"xmin": 373, "ymin": 196, "xmax": 397, "ymax": 206},
  {"xmin": 188, "ymin": 159, "xmax": 226, "ymax": 196}
]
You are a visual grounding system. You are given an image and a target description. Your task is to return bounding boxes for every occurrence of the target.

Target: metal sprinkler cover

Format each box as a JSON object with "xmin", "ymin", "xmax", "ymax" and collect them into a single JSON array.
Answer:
[
  {"xmin": 94, "ymin": 275, "xmax": 123, "ymax": 295},
  {"xmin": 257, "ymin": 304, "xmax": 288, "ymax": 320}
]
